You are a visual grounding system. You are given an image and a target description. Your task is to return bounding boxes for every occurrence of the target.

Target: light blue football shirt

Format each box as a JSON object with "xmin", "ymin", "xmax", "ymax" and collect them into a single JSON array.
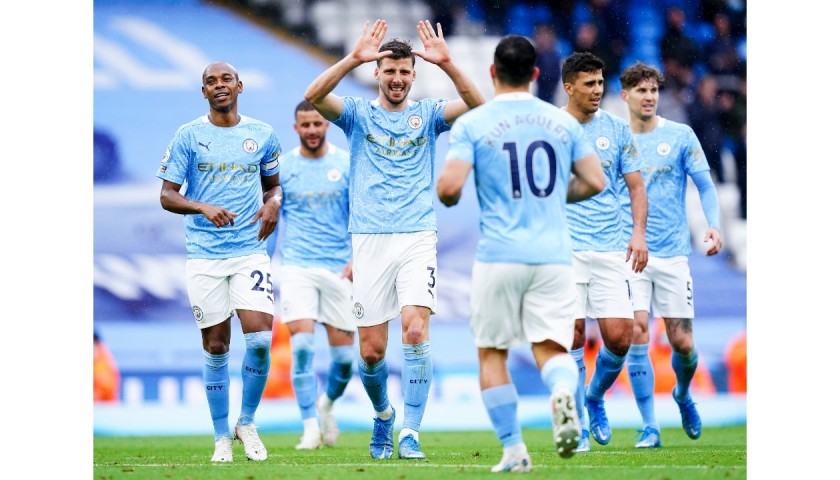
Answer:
[
  {"xmin": 445, "ymin": 92, "xmax": 594, "ymax": 264},
  {"xmin": 566, "ymin": 109, "xmax": 641, "ymax": 252},
  {"xmin": 277, "ymin": 144, "xmax": 351, "ymax": 272},
  {"xmin": 332, "ymin": 97, "xmax": 450, "ymax": 234},
  {"xmin": 156, "ymin": 114, "xmax": 282, "ymax": 259},
  {"xmin": 620, "ymin": 116, "xmax": 710, "ymax": 257}
]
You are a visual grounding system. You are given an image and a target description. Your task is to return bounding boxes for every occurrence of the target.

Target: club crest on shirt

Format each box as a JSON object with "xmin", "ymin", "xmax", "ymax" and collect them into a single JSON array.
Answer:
[
  {"xmin": 408, "ymin": 115, "xmax": 423, "ymax": 129},
  {"xmin": 327, "ymin": 168, "xmax": 342, "ymax": 182},
  {"xmin": 657, "ymin": 142, "xmax": 672, "ymax": 156},
  {"xmin": 192, "ymin": 305, "xmax": 204, "ymax": 322},
  {"xmin": 158, "ymin": 148, "xmax": 170, "ymax": 173},
  {"xmin": 243, "ymin": 139, "xmax": 258, "ymax": 153},
  {"xmin": 596, "ymin": 136, "xmax": 611, "ymax": 150},
  {"xmin": 353, "ymin": 302, "xmax": 365, "ymax": 319}
]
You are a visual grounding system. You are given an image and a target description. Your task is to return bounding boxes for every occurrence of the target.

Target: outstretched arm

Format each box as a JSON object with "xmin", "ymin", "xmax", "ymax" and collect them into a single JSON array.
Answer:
[
  {"xmin": 304, "ymin": 19, "xmax": 393, "ymax": 120},
  {"xmin": 412, "ymin": 20, "xmax": 485, "ymax": 124},
  {"xmin": 623, "ymin": 170, "xmax": 648, "ymax": 272}
]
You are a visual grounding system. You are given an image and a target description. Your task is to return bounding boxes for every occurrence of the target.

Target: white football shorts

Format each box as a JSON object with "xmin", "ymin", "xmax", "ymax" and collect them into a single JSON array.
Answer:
[
  {"xmin": 573, "ymin": 250, "xmax": 634, "ymax": 320},
  {"xmin": 278, "ymin": 264, "xmax": 355, "ymax": 331},
  {"xmin": 350, "ymin": 231, "xmax": 437, "ymax": 327},
  {"xmin": 629, "ymin": 255, "xmax": 695, "ymax": 319},
  {"xmin": 470, "ymin": 261, "xmax": 577, "ymax": 350},
  {"xmin": 185, "ymin": 254, "xmax": 275, "ymax": 329}
]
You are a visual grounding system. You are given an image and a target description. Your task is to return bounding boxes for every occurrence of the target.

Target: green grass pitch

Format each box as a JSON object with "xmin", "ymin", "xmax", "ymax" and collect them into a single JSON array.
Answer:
[{"xmin": 94, "ymin": 426, "xmax": 745, "ymax": 479}]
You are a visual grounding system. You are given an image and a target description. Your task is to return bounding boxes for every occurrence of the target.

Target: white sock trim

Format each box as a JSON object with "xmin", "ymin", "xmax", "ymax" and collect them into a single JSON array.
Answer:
[
  {"xmin": 399, "ymin": 428, "xmax": 419, "ymax": 442},
  {"xmin": 375, "ymin": 405, "xmax": 393, "ymax": 420}
]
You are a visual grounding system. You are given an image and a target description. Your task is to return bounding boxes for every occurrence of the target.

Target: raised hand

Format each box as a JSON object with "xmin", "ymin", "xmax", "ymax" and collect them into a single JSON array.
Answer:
[
  {"xmin": 412, "ymin": 20, "xmax": 451, "ymax": 65},
  {"xmin": 351, "ymin": 19, "xmax": 392, "ymax": 63}
]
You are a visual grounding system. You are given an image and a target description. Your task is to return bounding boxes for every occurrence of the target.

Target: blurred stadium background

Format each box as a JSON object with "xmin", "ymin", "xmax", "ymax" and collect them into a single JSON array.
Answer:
[{"xmin": 93, "ymin": 0, "xmax": 746, "ymax": 435}]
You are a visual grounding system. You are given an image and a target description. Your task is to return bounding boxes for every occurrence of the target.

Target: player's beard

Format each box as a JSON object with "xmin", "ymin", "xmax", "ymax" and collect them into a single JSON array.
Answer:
[
  {"xmin": 382, "ymin": 83, "xmax": 410, "ymax": 107},
  {"xmin": 300, "ymin": 134, "xmax": 325, "ymax": 155},
  {"xmin": 583, "ymin": 97, "xmax": 601, "ymax": 115}
]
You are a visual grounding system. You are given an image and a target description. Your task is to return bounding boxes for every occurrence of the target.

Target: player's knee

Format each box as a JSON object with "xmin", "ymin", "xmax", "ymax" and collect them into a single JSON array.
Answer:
[
  {"xmin": 402, "ymin": 308, "xmax": 428, "ymax": 335},
  {"xmin": 670, "ymin": 337, "xmax": 694, "ymax": 355},
  {"xmin": 359, "ymin": 346, "xmax": 385, "ymax": 366},
  {"xmin": 360, "ymin": 352, "xmax": 383, "ymax": 366},
  {"xmin": 603, "ymin": 338, "xmax": 630, "ymax": 357},
  {"xmin": 603, "ymin": 330, "xmax": 632, "ymax": 356},
  {"xmin": 402, "ymin": 317, "xmax": 427, "ymax": 344},
  {"xmin": 204, "ymin": 339, "xmax": 229, "ymax": 356},
  {"xmin": 632, "ymin": 319, "xmax": 649, "ymax": 341},
  {"xmin": 405, "ymin": 329, "xmax": 425, "ymax": 344}
]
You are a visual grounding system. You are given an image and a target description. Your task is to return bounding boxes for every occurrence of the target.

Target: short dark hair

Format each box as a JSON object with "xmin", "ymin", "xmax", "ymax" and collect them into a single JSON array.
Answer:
[
  {"xmin": 561, "ymin": 52, "xmax": 605, "ymax": 84},
  {"xmin": 620, "ymin": 62, "xmax": 664, "ymax": 90},
  {"xmin": 294, "ymin": 99, "xmax": 316, "ymax": 117},
  {"xmin": 493, "ymin": 35, "xmax": 536, "ymax": 87},
  {"xmin": 377, "ymin": 39, "xmax": 415, "ymax": 67}
]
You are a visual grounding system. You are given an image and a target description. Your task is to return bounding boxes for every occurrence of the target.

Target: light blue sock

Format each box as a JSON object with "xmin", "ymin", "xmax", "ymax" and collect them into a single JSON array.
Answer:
[
  {"xmin": 401, "ymin": 342, "xmax": 432, "ymax": 432},
  {"xmin": 291, "ymin": 332, "xmax": 317, "ymax": 420},
  {"xmin": 203, "ymin": 350, "xmax": 230, "ymax": 441},
  {"xmin": 540, "ymin": 353, "xmax": 579, "ymax": 394},
  {"xmin": 672, "ymin": 348, "xmax": 699, "ymax": 401},
  {"xmin": 570, "ymin": 347, "xmax": 588, "ymax": 428},
  {"xmin": 481, "ymin": 384, "xmax": 523, "ymax": 448},
  {"xmin": 326, "ymin": 345, "xmax": 354, "ymax": 401},
  {"xmin": 358, "ymin": 357, "xmax": 390, "ymax": 413},
  {"xmin": 586, "ymin": 345, "xmax": 627, "ymax": 400},
  {"xmin": 239, "ymin": 331, "xmax": 272, "ymax": 426},
  {"xmin": 627, "ymin": 343, "xmax": 658, "ymax": 429}
]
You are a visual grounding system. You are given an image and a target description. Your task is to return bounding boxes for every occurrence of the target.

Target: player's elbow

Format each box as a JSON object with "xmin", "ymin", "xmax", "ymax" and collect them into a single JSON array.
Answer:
[
  {"xmin": 438, "ymin": 190, "xmax": 461, "ymax": 207},
  {"xmin": 303, "ymin": 85, "xmax": 329, "ymax": 108},
  {"xmin": 572, "ymin": 174, "xmax": 606, "ymax": 203},
  {"xmin": 439, "ymin": 194, "xmax": 460, "ymax": 207},
  {"xmin": 592, "ymin": 173, "xmax": 606, "ymax": 195},
  {"xmin": 159, "ymin": 187, "xmax": 183, "ymax": 213},
  {"xmin": 302, "ymin": 88, "xmax": 318, "ymax": 106},
  {"xmin": 159, "ymin": 189, "xmax": 173, "ymax": 211},
  {"xmin": 586, "ymin": 168, "xmax": 606, "ymax": 196},
  {"xmin": 437, "ymin": 181, "xmax": 461, "ymax": 207},
  {"xmin": 461, "ymin": 89, "xmax": 486, "ymax": 110}
]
